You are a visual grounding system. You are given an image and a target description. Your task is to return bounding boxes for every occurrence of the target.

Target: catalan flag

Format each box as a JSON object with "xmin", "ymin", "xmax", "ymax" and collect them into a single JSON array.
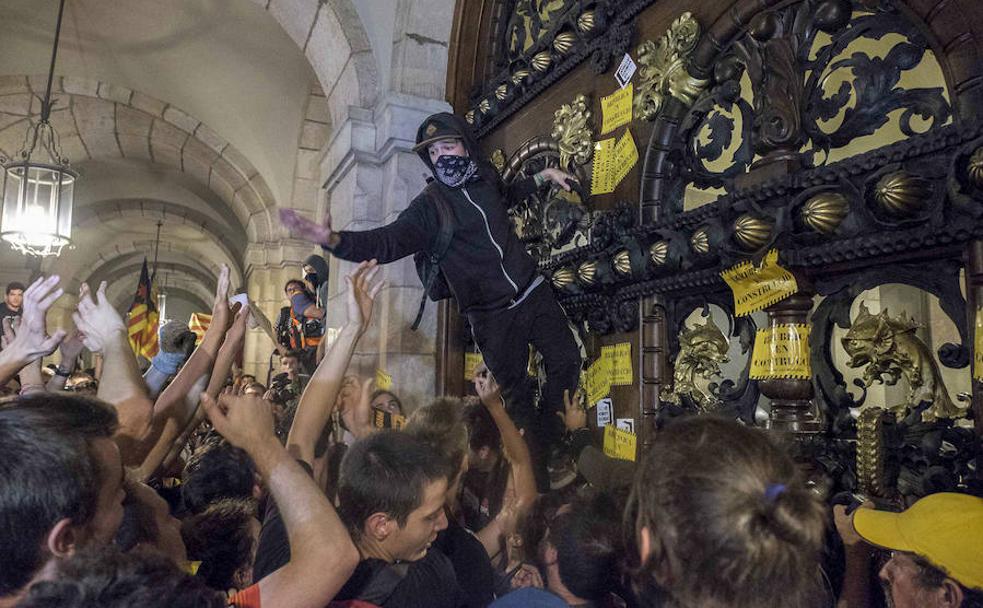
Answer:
[
  {"xmin": 126, "ymin": 258, "xmax": 159, "ymax": 359},
  {"xmin": 189, "ymin": 312, "xmax": 212, "ymax": 345}
]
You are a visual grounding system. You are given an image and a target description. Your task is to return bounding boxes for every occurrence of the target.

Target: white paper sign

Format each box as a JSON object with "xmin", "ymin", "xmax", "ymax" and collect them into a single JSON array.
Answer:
[
  {"xmin": 596, "ymin": 398, "xmax": 613, "ymax": 427},
  {"xmin": 616, "ymin": 417, "xmax": 635, "ymax": 434},
  {"xmin": 615, "ymin": 54, "xmax": 637, "ymax": 88}
]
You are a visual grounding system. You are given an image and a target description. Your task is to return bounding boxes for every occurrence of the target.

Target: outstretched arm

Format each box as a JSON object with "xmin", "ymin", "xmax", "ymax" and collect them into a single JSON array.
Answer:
[
  {"xmin": 74, "ymin": 281, "xmax": 153, "ymax": 466},
  {"xmin": 0, "ymin": 276, "xmax": 66, "ymax": 384},
  {"xmin": 280, "ymin": 197, "xmax": 434, "ymax": 264},
  {"xmin": 208, "ymin": 392, "xmax": 358, "ymax": 608},
  {"xmin": 286, "ymin": 260, "xmax": 382, "ymax": 465}
]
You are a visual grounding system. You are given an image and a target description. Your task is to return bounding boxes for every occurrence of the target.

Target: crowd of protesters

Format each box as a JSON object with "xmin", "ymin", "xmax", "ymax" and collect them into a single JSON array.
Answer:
[{"xmin": 0, "ymin": 260, "xmax": 980, "ymax": 608}]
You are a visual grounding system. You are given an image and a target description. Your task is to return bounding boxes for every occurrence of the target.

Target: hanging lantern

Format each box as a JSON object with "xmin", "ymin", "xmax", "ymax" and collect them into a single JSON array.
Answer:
[{"xmin": 0, "ymin": 0, "xmax": 75, "ymax": 257}]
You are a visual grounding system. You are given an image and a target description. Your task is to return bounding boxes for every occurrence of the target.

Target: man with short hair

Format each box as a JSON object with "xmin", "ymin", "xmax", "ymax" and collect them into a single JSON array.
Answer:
[
  {"xmin": 333, "ymin": 430, "xmax": 462, "ymax": 606},
  {"xmin": 0, "ymin": 393, "xmax": 123, "ymax": 607},
  {"xmin": 0, "ymin": 281, "xmax": 24, "ymax": 322},
  {"xmin": 836, "ymin": 492, "xmax": 983, "ymax": 608}
]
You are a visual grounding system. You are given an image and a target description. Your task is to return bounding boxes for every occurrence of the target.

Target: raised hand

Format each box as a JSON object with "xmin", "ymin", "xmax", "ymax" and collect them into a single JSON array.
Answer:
[
  {"xmin": 72, "ymin": 281, "xmax": 125, "ymax": 353},
  {"xmin": 6, "ymin": 275, "xmax": 67, "ymax": 361},
  {"xmin": 58, "ymin": 330, "xmax": 86, "ymax": 367},
  {"xmin": 202, "ymin": 391, "xmax": 277, "ymax": 450},
  {"xmin": 279, "ymin": 208, "xmax": 333, "ymax": 246},
  {"xmin": 345, "ymin": 260, "xmax": 383, "ymax": 332},
  {"xmin": 474, "ymin": 362, "xmax": 504, "ymax": 408},
  {"xmin": 557, "ymin": 388, "xmax": 587, "ymax": 432},
  {"xmin": 211, "ymin": 265, "xmax": 231, "ymax": 330},
  {"xmin": 536, "ymin": 167, "xmax": 578, "ymax": 192}
]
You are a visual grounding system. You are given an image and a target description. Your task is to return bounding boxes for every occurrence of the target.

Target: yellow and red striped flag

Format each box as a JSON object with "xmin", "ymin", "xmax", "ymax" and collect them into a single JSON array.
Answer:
[
  {"xmin": 126, "ymin": 258, "xmax": 159, "ymax": 359},
  {"xmin": 189, "ymin": 312, "xmax": 212, "ymax": 345}
]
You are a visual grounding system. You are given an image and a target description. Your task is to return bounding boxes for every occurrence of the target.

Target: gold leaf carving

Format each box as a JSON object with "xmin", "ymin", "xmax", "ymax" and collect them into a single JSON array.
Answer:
[
  {"xmin": 490, "ymin": 149, "xmax": 506, "ymax": 174},
  {"xmin": 634, "ymin": 12, "xmax": 708, "ymax": 121},
  {"xmin": 551, "ymin": 94, "xmax": 593, "ymax": 171}
]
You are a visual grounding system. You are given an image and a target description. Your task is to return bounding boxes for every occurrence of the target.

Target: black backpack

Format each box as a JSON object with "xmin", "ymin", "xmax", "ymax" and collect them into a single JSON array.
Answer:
[{"xmin": 411, "ymin": 182, "xmax": 455, "ymax": 331}]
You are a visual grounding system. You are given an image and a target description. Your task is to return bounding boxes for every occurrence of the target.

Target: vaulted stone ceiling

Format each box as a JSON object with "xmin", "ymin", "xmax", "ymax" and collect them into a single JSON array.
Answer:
[{"xmin": 0, "ymin": 0, "xmax": 318, "ymax": 318}]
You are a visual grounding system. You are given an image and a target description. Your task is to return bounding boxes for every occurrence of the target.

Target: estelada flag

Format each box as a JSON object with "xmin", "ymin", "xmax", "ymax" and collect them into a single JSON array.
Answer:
[{"xmin": 126, "ymin": 258, "xmax": 159, "ymax": 359}]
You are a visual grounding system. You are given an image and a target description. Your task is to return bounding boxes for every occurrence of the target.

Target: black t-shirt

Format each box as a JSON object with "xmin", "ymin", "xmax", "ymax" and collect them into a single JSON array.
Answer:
[
  {"xmin": 335, "ymin": 548, "xmax": 465, "ymax": 608},
  {"xmin": 431, "ymin": 516, "xmax": 495, "ymax": 608},
  {"xmin": 0, "ymin": 303, "xmax": 21, "ymax": 321},
  {"xmin": 252, "ymin": 459, "xmax": 466, "ymax": 608}
]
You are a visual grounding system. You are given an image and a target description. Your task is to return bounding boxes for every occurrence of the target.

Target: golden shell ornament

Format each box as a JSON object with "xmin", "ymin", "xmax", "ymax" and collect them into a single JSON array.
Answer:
[
  {"xmin": 690, "ymin": 227, "xmax": 710, "ymax": 255},
  {"xmin": 531, "ymin": 51, "xmax": 552, "ymax": 72},
  {"xmin": 613, "ymin": 250, "xmax": 632, "ymax": 275},
  {"xmin": 650, "ymin": 240, "xmax": 669, "ymax": 266},
  {"xmin": 732, "ymin": 214, "xmax": 773, "ymax": 251},
  {"xmin": 873, "ymin": 171, "xmax": 931, "ymax": 217},
  {"xmin": 495, "ymin": 84, "xmax": 509, "ymax": 101},
  {"xmin": 478, "ymin": 98, "xmax": 491, "ymax": 114},
  {"xmin": 968, "ymin": 147, "xmax": 983, "ymax": 188},
  {"xmin": 552, "ymin": 267, "xmax": 574, "ymax": 289},
  {"xmin": 465, "ymin": 110, "xmax": 475, "ymax": 124},
  {"xmin": 578, "ymin": 10, "xmax": 595, "ymax": 33},
  {"xmin": 577, "ymin": 261, "xmax": 598, "ymax": 286},
  {"xmin": 511, "ymin": 69, "xmax": 531, "ymax": 85},
  {"xmin": 801, "ymin": 192, "xmax": 848, "ymax": 234},
  {"xmin": 553, "ymin": 32, "xmax": 576, "ymax": 55}
]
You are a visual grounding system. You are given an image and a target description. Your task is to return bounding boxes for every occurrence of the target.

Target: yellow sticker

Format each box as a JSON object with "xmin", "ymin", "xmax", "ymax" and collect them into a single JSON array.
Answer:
[
  {"xmin": 603, "ymin": 424, "xmax": 637, "ymax": 462},
  {"xmin": 975, "ymin": 308, "xmax": 983, "ymax": 381},
  {"xmin": 749, "ymin": 324, "xmax": 812, "ymax": 380},
  {"xmin": 585, "ymin": 356, "xmax": 611, "ymax": 404},
  {"xmin": 600, "ymin": 83, "xmax": 633, "ymax": 134},
  {"xmin": 720, "ymin": 249, "xmax": 798, "ymax": 316},
  {"xmin": 591, "ymin": 137, "xmax": 617, "ymax": 195},
  {"xmin": 602, "ymin": 342, "xmax": 633, "ymax": 386},
  {"xmin": 612, "ymin": 128, "xmax": 639, "ymax": 187},
  {"xmin": 464, "ymin": 352, "xmax": 484, "ymax": 381},
  {"xmin": 375, "ymin": 369, "xmax": 393, "ymax": 391}
]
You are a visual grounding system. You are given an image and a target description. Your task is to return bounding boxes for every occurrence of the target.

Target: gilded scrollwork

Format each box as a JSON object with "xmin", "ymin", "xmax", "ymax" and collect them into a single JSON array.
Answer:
[
  {"xmin": 633, "ymin": 12, "xmax": 708, "ymax": 121},
  {"xmin": 551, "ymin": 94, "xmax": 593, "ymax": 172},
  {"xmin": 841, "ymin": 303, "xmax": 970, "ymax": 422},
  {"xmin": 660, "ymin": 316, "xmax": 730, "ymax": 412}
]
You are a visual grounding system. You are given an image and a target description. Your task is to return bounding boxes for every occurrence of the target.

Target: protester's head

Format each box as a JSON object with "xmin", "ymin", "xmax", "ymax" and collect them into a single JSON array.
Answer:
[
  {"xmin": 406, "ymin": 398, "xmax": 469, "ymax": 500},
  {"xmin": 283, "ymin": 279, "xmax": 307, "ymax": 299},
  {"xmin": 370, "ymin": 389, "xmax": 403, "ymax": 416},
  {"xmin": 65, "ymin": 372, "xmax": 97, "ymax": 395},
  {"xmin": 626, "ymin": 416, "xmax": 827, "ymax": 608},
  {"xmin": 338, "ymin": 431, "xmax": 451, "ymax": 562},
  {"xmin": 0, "ymin": 394, "xmax": 121, "ymax": 598},
  {"xmin": 4, "ymin": 281, "xmax": 24, "ymax": 309},
  {"xmin": 238, "ymin": 373, "xmax": 256, "ymax": 386},
  {"xmin": 181, "ymin": 498, "xmax": 260, "ymax": 593},
  {"xmin": 547, "ymin": 489, "xmax": 625, "ymax": 601},
  {"xmin": 280, "ymin": 351, "xmax": 301, "ymax": 381},
  {"xmin": 854, "ymin": 492, "xmax": 983, "ymax": 608},
  {"xmin": 181, "ymin": 444, "xmax": 257, "ymax": 515},
  {"xmin": 243, "ymin": 382, "xmax": 266, "ymax": 397},
  {"xmin": 464, "ymin": 399, "xmax": 501, "ymax": 472},
  {"xmin": 16, "ymin": 547, "xmax": 225, "ymax": 608},
  {"xmin": 116, "ymin": 479, "xmax": 186, "ymax": 566},
  {"xmin": 413, "ymin": 112, "xmax": 484, "ymax": 176},
  {"xmin": 302, "ymin": 254, "xmax": 329, "ymax": 288}
]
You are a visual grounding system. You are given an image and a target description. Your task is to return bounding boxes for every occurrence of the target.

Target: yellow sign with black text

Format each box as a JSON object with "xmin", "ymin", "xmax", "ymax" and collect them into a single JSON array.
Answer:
[
  {"xmin": 603, "ymin": 424, "xmax": 637, "ymax": 462},
  {"xmin": 600, "ymin": 83, "xmax": 633, "ymax": 134},
  {"xmin": 721, "ymin": 249, "xmax": 798, "ymax": 316},
  {"xmin": 464, "ymin": 352, "xmax": 484, "ymax": 381},
  {"xmin": 601, "ymin": 342, "xmax": 633, "ymax": 386},
  {"xmin": 750, "ymin": 324, "xmax": 812, "ymax": 380}
]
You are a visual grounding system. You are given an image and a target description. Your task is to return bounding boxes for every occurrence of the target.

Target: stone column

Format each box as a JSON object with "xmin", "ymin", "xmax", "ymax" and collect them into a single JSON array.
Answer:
[{"xmin": 318, "ymin": 92, "xmax": 450, "ymax": 411}]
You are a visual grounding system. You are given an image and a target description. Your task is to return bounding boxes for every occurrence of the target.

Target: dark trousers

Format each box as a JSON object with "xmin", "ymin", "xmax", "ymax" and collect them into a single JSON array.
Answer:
[{"xmin": 468, "ymin": 282, "xmax": 581, "ymax": 490}]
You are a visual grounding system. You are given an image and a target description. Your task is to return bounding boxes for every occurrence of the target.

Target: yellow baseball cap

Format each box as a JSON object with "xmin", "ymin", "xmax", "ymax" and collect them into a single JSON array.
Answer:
[{"xmin": 854, "ymin": 492, "xmax": 983, "ymax": 590}]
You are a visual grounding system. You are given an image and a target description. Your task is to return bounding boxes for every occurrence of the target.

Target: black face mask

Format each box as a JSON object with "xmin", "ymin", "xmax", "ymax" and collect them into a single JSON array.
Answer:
[
  {"xmin": 433, "ymin": 154, "xmax": 477, "ymax": 188},
  {"xmin": 304, "ymin": 272, "xmax": 320, "ymax": 287}
]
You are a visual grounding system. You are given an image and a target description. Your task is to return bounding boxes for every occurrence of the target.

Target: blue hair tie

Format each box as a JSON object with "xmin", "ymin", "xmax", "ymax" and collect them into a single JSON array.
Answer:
[{"xmin": 764, "ymin": 483, "xmax": 787, "ymax": 503}]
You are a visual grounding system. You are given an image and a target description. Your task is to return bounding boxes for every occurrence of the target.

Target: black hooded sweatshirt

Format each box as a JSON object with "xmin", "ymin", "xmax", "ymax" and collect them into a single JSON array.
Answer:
[{"xmin": 326, "ymin": 113, "xmax": 539, "ymax": 314}]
